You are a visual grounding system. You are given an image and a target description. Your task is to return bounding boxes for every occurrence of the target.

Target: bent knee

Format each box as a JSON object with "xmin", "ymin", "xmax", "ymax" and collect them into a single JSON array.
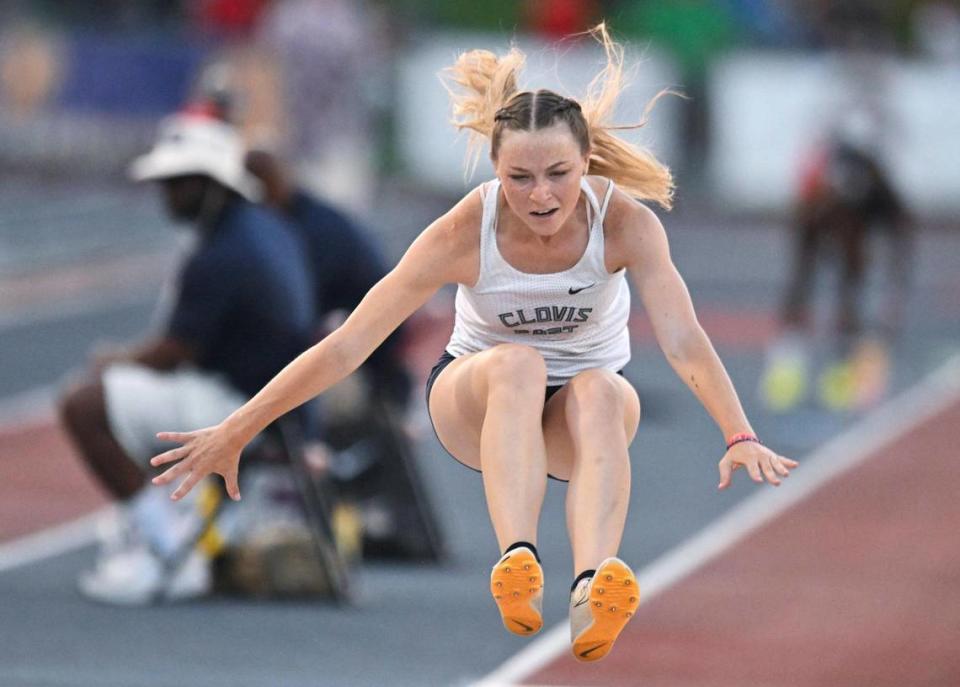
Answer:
[
  {"xmin": 566, "ymin": 369, "xmax": 624, "ymax": 411},
  {"xmin": 566, "ymin": 369, "xmax": 640, "ymax": 436},
  {"xmin": 483, "ymin": 344, "xmax": 547, "ymax": 389}
]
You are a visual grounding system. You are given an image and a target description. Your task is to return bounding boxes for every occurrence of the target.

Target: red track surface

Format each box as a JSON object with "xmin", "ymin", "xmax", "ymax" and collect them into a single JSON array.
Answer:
[
  {"xmin": 525, "ymin": 399, "xmax": 960, "ymax": 687},
  {"xmin": 0, "ymin": 420, "xmax": 107, "ymax": 543}
]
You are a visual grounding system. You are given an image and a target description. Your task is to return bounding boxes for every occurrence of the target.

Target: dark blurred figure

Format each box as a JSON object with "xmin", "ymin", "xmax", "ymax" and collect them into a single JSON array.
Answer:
[
  {"xmin": 808, "ymin": 0, "xmax": 897, "ymax": 52},
  {"xmin": 58, "ymin": 113, "xmax": 316, "ymax": 604},
  {"xmin": 245, "ymin": 148, "xmax": 445, "ymax": 561},
  {"xmin": 761, "ymin": 118, "xmax": 913, "ymax": 413},
  {"xmin": 245, "ymin": 148, "xmax": 411, "ymax": 405}
]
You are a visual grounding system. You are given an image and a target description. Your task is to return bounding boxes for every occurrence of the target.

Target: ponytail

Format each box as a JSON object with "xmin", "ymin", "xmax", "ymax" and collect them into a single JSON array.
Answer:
[
  {"xmin": 442, "ymin": 47, "xmax": 525, "ymax": 178},
  {"xmin": 581, "ymin": 23, "xmax": 675, "ymax": 209}
]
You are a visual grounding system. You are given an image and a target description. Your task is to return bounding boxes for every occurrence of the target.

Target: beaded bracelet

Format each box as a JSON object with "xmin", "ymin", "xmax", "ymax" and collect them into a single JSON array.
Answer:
[{"xmin": 726, "ymin": 433, "xmax": 762, "ymax": 450}]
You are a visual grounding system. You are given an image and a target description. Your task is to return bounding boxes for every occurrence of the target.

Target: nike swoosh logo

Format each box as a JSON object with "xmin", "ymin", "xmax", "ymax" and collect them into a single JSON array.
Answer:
[
  {"xmin": 568, "ymin": 283, "xmax": 596, "ymax": 295},
  {"xmin": 573, "ymin": 595, "xmax": 589, "ymax": 608},
  {"xmin": 511, "ymin": 619, "xmax": 535, "ymax": 633},
  {"xmin": 579, "ymin": 641, "xmax": 607, "ymax": 658}
]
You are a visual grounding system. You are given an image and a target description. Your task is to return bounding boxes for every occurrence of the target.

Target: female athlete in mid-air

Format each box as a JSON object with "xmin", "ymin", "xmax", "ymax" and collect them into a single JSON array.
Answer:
[{"xmin": 150, "ymin": 25, "xmax": 796, "ymax": 662}]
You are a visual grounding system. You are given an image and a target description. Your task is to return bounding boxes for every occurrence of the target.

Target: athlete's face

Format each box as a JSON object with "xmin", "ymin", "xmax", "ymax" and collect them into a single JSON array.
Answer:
[{"xmin": 494, "ymin": 122, "xmax": 589, "ymax": 238}]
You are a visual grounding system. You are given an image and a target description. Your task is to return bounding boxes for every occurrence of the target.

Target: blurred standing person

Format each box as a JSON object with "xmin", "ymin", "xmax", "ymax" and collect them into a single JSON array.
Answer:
[
  {"xmin": 760, "ymin": 113, "xmax": 912, "ymax": 413},
  {"xmin": 58, "ymin": 113, "xmax": 315, "ymax": 604},
  {"xmin": 148, "ymin": 25, "xmax": 795, "ymax": 663},
  {"xmin": 245, "ymin": 147, "xmax": 446, "ymax": 561},
  {"xmin": 760, "ymin": 7, "xmax": 910, "ymax": 414},
  {"xmin": 257, "ymin": 0, "xmax": 380, "ymax": 211}
]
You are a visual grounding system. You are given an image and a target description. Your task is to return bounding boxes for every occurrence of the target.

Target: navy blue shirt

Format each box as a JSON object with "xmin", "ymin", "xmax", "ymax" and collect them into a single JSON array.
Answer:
[
  {"xmin": 285, "ymin": 191, "xmax": 410, "ymax": 402},
  {"xmin": 167, "ymin": 198, "xmax": 314, "ymax": 397},
  {"xmin": 287, "ymin": 190, "xmax": 386, "ymax": 317}
]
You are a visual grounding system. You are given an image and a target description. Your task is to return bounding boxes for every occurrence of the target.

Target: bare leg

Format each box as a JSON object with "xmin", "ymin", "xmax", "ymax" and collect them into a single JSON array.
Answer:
[
  {"xmin": 542, "ymin": 370, "xmax": 640, "ymax": 575},
  {"xmin": 59, "ymin": 379, "xmax": 144, "ymax": 500},
  {"xmin": 479, "ymin": 347, "xmax": 549, "ymax": 550},
  {"xmin": 838, "ymin": 217, "xmax": 867, "ymax": 349},
  {"xmin": 782, "ymin": 210, "xmax": 822, "ymax": 330},
  {"xmin": 429, "ymin": 344, "xmax": 549, "ymax": 551}
]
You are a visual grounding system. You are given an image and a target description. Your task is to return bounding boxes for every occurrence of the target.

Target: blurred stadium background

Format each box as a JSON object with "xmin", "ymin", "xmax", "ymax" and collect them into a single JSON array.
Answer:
[{"xmin": 1, "ymin": 1, "xmax": 958, "ymax": 686}]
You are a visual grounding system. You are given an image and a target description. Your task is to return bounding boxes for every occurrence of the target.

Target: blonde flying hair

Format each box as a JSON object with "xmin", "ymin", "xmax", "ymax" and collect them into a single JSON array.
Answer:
[{"xmin": 443, "ymin": 23, "xmax": 674, "ymax": 210}]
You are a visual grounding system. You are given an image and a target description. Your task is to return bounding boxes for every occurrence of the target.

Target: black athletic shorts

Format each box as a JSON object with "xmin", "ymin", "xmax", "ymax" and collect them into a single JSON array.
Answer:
[{"xmin": 425, "ymin": 351, "xmax": 566, "ymax": 407}]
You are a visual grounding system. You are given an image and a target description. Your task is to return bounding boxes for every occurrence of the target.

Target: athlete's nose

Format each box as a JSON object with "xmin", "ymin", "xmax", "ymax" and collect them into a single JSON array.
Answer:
[{"xmin": 529, "ymin": 179, "xmax": 552, "ymax": 205}]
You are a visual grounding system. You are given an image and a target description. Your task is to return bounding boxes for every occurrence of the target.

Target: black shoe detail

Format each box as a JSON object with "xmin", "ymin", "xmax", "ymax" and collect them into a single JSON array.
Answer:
[
  {"xmin": 504, "ymin": 541, "xmax": 540, "ymax": 562},
  {"xmin": 511, "ymin": 619, "xmax": 535, "ymax": 633},
  {"xmin": 571, "ymin": 569, "xmax": 596, "ymax": 592},
  {"xmin": 579, "ymin": 641, "xmax": 608, "ymax": 658}
]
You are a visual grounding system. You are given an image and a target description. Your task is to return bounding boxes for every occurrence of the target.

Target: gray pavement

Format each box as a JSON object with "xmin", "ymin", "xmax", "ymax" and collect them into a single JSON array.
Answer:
[
  {"xmin": 0, "ymin": 300, "xmax": 155, "ymax": 398},
  {"xmin": 1, "ymin": 181, "xmax": 958, "ymax": 686}
]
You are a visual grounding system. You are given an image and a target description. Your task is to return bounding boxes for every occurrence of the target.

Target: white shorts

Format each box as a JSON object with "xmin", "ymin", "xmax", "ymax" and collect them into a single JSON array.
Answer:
[{"xmin": 103, "ymin": 364, "xmax": 248, "ymax": 466}]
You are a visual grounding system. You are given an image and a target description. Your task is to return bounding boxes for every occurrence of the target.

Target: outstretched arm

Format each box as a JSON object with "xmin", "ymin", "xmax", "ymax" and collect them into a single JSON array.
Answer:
[
  {"xmin": 608, "ymin": 195, "xmax": 798, "ymax": 489},
  {"xmin": 151, "ymin": 191, "xmax": 483, "ymax": 500}
]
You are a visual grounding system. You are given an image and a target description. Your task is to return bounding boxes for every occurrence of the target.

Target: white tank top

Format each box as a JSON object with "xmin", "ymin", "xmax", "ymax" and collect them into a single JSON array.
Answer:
[{"xmin": 446, "ymin": 177, "xmax": 631, "ymax": 386}]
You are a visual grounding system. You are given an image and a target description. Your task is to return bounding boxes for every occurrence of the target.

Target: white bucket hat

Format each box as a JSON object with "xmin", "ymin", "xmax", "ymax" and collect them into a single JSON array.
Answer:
[{"xmin": 129, "ymin": 114, "xmax": 261, "ymax": 201}]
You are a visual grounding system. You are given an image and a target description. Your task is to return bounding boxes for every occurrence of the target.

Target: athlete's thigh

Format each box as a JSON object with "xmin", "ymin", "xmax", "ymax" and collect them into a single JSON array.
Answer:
[
  {"xmin": 541, "ymin": 371, "xmax": 641, "ymax": 481},
  {"xmin": 427, "ymin": 351, "xmax": 490, "ymax": 470}
]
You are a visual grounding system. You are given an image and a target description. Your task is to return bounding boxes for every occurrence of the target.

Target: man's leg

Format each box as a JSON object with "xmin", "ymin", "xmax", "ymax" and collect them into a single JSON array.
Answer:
[{"xmin": 59, "ymin": 378, "xmax": 145, "ymax": 499}]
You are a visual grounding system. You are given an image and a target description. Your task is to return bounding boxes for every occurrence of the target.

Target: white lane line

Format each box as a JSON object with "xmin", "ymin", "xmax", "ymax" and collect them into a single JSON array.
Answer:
[
  {"xmin": 472, "ymin": 355, "xmax": 960, "ymax": 687},
  {"xmin": 0, "ymin": 507, "xmax": 113, "ymax": 574}
]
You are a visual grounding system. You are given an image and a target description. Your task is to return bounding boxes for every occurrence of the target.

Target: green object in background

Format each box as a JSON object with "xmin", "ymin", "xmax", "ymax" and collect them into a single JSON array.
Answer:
[
  {"xmin": 761, "ymin": 357, "xmax": 809, "ymax": 413},
  {"xmin": 395, "ymin": 0, "xmax": 522, "ymax": 31},
  {"xmin": 818, "ymin": 361, "xmax": 857, "ymax": 412},
  {"xmin": 615, "ymin": 0, "xmax": 736, "ymax": 76}
]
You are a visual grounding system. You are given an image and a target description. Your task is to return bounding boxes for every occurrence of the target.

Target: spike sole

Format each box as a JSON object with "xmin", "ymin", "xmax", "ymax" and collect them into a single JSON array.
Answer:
[
  {"xmin": 490, "ymin": 548, "xmax": 543, "ymax": 636},
  {"xmin": 572, "ymin": 558, "xmax": 640, "ymax": 662}
]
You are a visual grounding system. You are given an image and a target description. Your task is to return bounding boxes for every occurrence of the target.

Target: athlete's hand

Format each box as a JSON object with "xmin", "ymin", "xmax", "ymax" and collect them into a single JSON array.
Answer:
[
  {"xmin": 149, "ymin": 425, "xmax": 244, "ymax": 501},
  {"xmin": 718, "ymin": 442, "xmax": 798, "ymax": 490}
]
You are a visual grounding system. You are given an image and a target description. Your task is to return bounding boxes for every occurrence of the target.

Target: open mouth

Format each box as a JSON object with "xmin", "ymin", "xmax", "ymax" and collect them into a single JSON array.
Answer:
[{"xmin": 530, "ymin": 208, "xmax": 559, "ymax": 218}]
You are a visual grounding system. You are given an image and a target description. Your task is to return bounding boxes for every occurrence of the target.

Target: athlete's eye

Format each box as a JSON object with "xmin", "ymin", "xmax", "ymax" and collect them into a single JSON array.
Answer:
[
  {"xmin": 550, "ymin": 170, "xmax": 568, "ymax": 178},
  {"xmin": 509, "ymin": 174, "xmax": 530, "ymax": 181}
]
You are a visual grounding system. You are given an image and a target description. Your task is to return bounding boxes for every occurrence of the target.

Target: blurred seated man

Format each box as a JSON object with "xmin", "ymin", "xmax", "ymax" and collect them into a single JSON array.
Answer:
[
  {"xmin": 58, "ymin": 114, "xmax": 315, "ymax": 604},
  {"xmin": 244, "ymin": 148, "xmax": 444, "ymax": 561},
  {"xmin": 761, "ymin": 115, "xmax": 912, "ymax": 413}
]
